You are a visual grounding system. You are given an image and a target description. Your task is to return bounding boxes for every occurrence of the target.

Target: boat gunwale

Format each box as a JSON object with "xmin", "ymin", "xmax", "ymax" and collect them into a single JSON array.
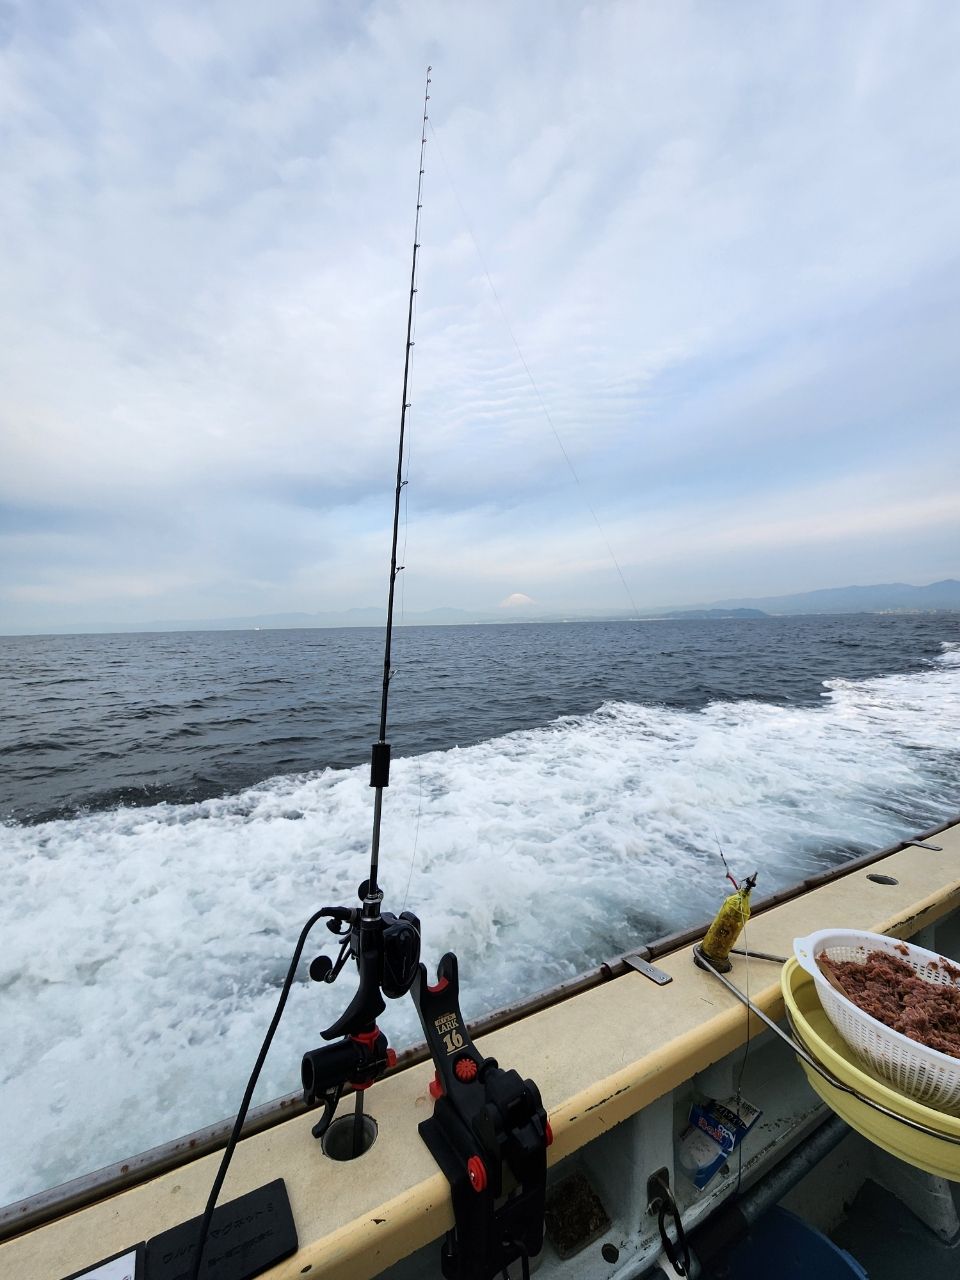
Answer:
[{"xmin": 2, "ymin": 810, "xmax": 958, "ymax": 1242}]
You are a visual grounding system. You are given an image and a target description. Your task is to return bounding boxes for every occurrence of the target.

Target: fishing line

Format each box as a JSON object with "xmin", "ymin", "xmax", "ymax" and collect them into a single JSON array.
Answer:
[
  {"xmin": 698, "ymin": 948, "xmax": 960, "ymax": 1146},
  {"xmin": 400, "ymin": 755, "xmax": 425, "ymax": 914},
  {"xmin": 428, "ymin": 118, "xmax": 643, "ymax": 622},
  {"xmin": 714, "ymin": 830, "xmax": 740, "ymax": 891},
  {"xmin": 711, "ymin": 834, "xmax": 753, "ymax": 1196},
  {"xmin": 733, "ymin": 903, "xmax": 752, "ymax": 1196},
  {"xmin": 394, "ymin": 178, "xmax": 423, "ymax": 876}
]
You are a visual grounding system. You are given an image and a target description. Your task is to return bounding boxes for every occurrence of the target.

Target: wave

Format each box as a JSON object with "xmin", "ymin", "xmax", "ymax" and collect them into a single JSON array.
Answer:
[{"xmin": 0, "ymin": 649, "xmax": 958, "ymax": 1206}]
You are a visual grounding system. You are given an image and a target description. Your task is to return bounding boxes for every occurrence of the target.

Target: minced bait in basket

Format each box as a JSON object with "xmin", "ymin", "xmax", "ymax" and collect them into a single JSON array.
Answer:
[{"xmin": 793, "ymin": 929, "xmax": 960, "ymax": 1112}]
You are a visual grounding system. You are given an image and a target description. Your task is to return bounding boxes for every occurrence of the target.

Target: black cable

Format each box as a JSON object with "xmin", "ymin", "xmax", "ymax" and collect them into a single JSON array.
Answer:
[
  {"xmin": 500, "ymin": 1237, "xmax": 530, "ymax": 1280},
  {"xmin": 653, "ymin": 1177, "xmax": 690, "ymax": 1277},
  {"xmin": 189, "ymin": 908, "xmax": 327, "ymax": 1280}
]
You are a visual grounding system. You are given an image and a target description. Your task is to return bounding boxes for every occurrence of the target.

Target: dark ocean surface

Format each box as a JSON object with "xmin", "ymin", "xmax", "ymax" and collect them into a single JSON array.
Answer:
[
  {"xmin": 3, "ymin": 613, "xmax": 958, "ymax": 825},
  {"xmin": 2, "ymin": 613, "xmax": 960, "ymax": 1206}
]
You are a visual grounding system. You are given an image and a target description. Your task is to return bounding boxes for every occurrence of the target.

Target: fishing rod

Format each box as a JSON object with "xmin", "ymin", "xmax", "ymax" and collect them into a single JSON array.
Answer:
[
  {"xmin": 297, "ymin": 60, "xmax": 433, "ymax": 1159},
  {"xmin": 368, "ymin": 55, "xmax": 430, "ymax": 899},
  {"xmin": 187, "ymin": 69, "xmax": 549, "ymax": 1280},
  {"xmin": 298, "ymin": 71, "xmax": 550, "ymax": 1280},
  {"xmin": 185, "ymin": 69, "xmax": 432, "ymax": 1280}
]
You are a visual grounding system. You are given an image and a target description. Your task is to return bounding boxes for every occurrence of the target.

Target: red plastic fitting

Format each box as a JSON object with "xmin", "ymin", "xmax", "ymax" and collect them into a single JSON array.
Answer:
[
  {"xmin": 454, "ymin": 1057, "xmax": 478, "ymax": 1083},
  {"xmin": 350, "ymin": 1026, "xmax": 383, "ymax": 1049},
  {"xmin": 466, "ymin": 1155, "xmax": 487, "ymax": 1192}
]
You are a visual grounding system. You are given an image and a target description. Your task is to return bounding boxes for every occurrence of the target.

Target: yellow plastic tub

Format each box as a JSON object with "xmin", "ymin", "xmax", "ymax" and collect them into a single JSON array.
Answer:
[{"xmin": 781, "ymin": 957, "xmax": 960, "ymax": 1179}]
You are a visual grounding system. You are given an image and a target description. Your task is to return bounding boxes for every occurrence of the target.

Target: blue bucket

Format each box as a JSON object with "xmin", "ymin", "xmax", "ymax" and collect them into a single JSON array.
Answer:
[{"xmin": 727, "ymin": 1205, "xmax": 869, "ymax": 1279}]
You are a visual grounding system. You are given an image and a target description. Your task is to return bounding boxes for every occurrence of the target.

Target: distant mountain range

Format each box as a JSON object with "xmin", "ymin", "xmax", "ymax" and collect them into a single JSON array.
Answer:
[
  {"xmin": 658, "ymin": 607, "xmax": 768, "ymax": 620},
  {"xmin": 108, "ymin": 606, "xmax": 475, "ymax": 632},
  {"xmin": 197, "ymin": 579, "xmax": 958, "ymax": 627},
  {"xmin": 6, "ymin": 580, "xmax": 959, "ymax": 636},
  {"xmin": 702, "ymin": 579, "xmax": 960, "ymax": 616}
]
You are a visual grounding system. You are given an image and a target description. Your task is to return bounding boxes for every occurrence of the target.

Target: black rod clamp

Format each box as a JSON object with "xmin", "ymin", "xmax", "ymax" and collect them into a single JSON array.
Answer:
[
  {"xmin": 301, "ymin": 1025, "xmax": 395, "ymax": 1139},
  {"xmin": 300, "ymin": 892, "xmax": 420, "ymax": 1140},
  {"xmin": 410, "ymin": 953, "xmax": 551, "ymax": 1280}
]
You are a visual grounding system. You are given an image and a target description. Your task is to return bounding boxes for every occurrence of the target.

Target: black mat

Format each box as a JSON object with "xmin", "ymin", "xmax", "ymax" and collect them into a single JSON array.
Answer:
[{"xmin": 145, "ymin": 1179, "xmax": 297, "ymax": 1280}]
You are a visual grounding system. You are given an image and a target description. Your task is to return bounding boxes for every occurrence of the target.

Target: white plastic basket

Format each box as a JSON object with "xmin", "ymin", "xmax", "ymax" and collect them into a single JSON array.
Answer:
[{"xmin": 793, "ymin": 929, "xmax": 960, "ymax": 1112}]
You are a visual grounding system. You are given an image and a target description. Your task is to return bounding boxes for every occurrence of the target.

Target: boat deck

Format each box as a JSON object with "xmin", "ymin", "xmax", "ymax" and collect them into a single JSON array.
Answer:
[
  {"xmin": 4, "ymin": 822, "xmax": 960, "ymax": 1279},
  {"xmin": 831, "ymin": 1177, "xmax": 960, "ymax": 1278}
]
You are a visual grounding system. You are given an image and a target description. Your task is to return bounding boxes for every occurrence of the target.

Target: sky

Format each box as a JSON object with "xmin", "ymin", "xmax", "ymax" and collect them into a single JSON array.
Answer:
[{"xmin": 1, "ymin": 1, "xmax": 959, "ymax": 634}]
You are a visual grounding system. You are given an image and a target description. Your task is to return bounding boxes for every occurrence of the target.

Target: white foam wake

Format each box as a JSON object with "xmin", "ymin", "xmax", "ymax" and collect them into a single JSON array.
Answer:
[{"xmin": 1, "ymin": 644, "xmax": 958, "ymax": 1205}]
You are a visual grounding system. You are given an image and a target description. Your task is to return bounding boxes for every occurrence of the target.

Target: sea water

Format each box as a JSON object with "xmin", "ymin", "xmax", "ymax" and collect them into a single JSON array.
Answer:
[{"xmin": 1, "ymin": 616, "xmax": 959, "ymax": 1205}]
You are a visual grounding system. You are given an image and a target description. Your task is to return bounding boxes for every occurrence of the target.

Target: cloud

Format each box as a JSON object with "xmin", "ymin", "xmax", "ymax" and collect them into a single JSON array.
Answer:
[{"xmin": 1, "ymin": 1, "xmax": 959, "ymax": 630}]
